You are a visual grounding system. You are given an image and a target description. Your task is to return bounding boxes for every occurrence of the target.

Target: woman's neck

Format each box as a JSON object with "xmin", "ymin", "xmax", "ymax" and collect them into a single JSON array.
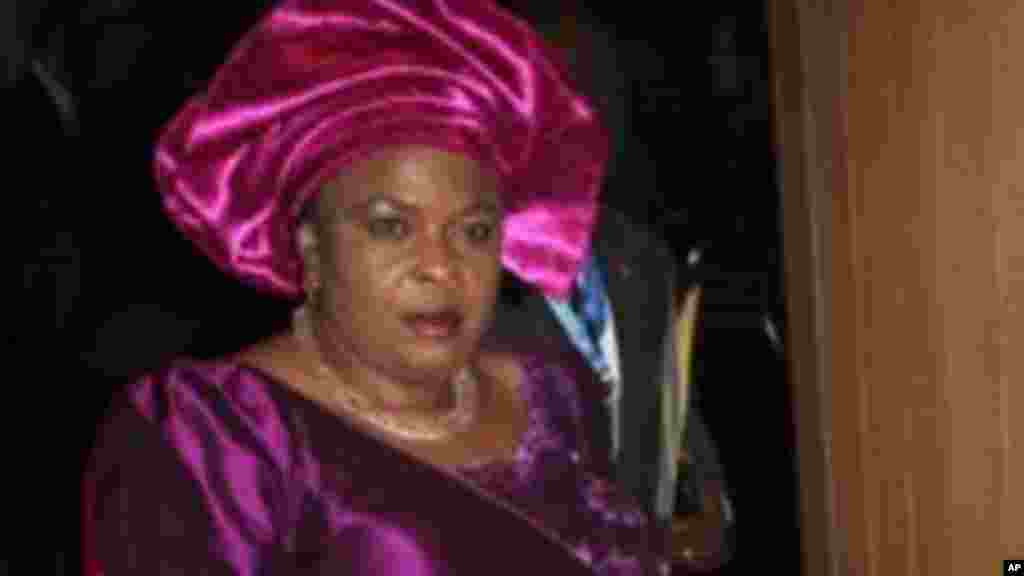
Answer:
[{"xmin": 306, "ymin": 321, "xmax": 454, "ymax": 413}]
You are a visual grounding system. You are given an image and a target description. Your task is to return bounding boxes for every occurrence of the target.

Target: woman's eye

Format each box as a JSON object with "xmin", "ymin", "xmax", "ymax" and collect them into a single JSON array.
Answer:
[
  {"xmin": 367, "ymin": 218, "xmax": 407, "ymax": 239},
  {"xmin": 464, "ymin": 221, "xmax": 496, "ymax": 244}
]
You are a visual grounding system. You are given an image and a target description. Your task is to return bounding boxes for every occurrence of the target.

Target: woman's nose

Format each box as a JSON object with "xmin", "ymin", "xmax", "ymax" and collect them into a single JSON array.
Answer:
[{"xmin": 412, "ymin": 231, "xmax": 456, "ymax": 285}]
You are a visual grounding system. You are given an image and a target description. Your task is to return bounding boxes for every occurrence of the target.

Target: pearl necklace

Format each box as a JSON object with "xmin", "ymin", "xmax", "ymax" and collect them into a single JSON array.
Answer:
[
  {"xmin": 295, "ymin": 307, "xmax": 479, "ymax": 442},
  {"xmin": 321, "ymin": 362, "xmax": 478, "ymax": 442}
]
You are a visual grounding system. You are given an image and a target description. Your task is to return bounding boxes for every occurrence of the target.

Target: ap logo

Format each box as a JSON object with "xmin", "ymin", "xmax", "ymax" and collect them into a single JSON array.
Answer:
[{"xmin": 1007, "ymin": 560, "xmax": 1023, "ymax": 574}]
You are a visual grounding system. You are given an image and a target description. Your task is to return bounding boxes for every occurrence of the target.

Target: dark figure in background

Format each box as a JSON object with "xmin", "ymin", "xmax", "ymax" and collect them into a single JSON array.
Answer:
[
  {"xmin": 494, "ymin": 2, "xmax": 735, "ymax": 572},
  {"xmin": 500, "ymin": 4, "xmax": 800, "ymax": 575},
  {"xmin": 637, "ymin": 8, "xmax": 799, "ymax": 575},
  {"xmin": 8, "ymin": 4, "xmax": 279, "ymax": 574},
  {"xmin": 8, "ymin": 4, "xmax": 89, "ymax": 574}
]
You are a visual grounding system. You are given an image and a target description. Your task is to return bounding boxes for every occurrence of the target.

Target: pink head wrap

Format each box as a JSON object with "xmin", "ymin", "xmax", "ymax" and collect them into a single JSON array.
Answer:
[{"xmin": 154, "ymin": 0, "xmax": 607, "ymax": 299}]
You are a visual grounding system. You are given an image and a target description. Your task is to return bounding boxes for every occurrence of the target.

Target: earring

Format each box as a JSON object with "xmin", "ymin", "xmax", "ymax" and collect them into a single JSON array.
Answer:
[
  {"xmin": 305, "ymin": 275, "xmax": 321, "ymax": 297},
  {"xmin": 292, "ymin": 301, "xmax": 315, "ymax": 341}
]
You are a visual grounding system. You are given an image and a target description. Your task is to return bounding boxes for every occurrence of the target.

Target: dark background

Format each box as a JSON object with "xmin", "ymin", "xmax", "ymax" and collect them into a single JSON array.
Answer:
[{"xmin": 11, "ymin": 1, "xmax": 797, "ymax": 574}]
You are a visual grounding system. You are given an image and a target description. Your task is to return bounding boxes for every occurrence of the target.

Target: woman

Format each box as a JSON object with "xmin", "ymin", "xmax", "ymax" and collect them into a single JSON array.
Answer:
[{"xmin": 86, "ymin": 0, "xmax": 667, "ymax": 574}]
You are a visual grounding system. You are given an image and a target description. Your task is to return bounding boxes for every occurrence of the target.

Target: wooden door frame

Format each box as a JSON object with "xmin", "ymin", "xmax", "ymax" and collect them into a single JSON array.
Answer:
[{"xmin": 768, "ymin": 0, "xmax": 846, "ymax": 573}]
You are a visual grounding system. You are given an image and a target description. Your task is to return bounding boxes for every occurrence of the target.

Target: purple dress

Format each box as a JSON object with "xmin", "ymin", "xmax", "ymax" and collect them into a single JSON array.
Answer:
[{"xmin": 87, "ymin": 354, "xmax": 668, "ymax": 575}]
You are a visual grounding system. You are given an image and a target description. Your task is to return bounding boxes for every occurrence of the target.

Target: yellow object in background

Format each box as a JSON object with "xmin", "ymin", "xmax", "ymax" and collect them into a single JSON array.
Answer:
[
  {"xmin": 675, "ymin": 285, "xmax": 701, "ymax": 441},
  {"xmin": 662, "ymin": 284, "xmax": 702, "ymax": 503}
]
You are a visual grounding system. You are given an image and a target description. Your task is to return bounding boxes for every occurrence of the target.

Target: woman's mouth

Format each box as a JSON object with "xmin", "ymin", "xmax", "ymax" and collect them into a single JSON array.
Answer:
[{"xmin": 401, "ymin": 310, "xmax": 463, "ymax": 339}]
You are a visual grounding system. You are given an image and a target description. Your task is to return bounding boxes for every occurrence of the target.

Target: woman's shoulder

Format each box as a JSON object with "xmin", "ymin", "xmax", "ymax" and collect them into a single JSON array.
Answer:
[
  {"xmin": 476, "ymin": 345, "xmax": 577, "ymax": 395},
  {"xmin": 482, "ymin": 332, "xmax": 597, "ymax": 382},
  {"xmin": 91, "ymin": 346, "xmax": 306, "ymax": 491},
  {"xmin": 123, "ymin": 333, "xmax": 296, "ymax": 393},
  {"xmin": 475, "ymin": 348, "xmax": 527, "ymax": 396},
  {"xmin": 476, "ymin": 344, "xmax": 593, "ymax": 434},
  {"xmin": 97, "ymin": 342, "xmax": 300, "ymax": 449},
  {"xmin": 121, "ymin": 354, "xmax": 253, "ymax": 405}
]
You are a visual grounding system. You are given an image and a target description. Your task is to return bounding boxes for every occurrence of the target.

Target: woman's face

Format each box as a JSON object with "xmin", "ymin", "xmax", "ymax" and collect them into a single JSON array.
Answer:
[{"xmin": 308, "ymin": 147, "xmax": 503, "ymax": 387}]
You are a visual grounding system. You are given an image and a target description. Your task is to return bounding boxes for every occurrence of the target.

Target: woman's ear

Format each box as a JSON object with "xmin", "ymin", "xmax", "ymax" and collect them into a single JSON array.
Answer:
[{"xmin": 298, "ymin": 222, "xmax": 321, "ymax": 295}]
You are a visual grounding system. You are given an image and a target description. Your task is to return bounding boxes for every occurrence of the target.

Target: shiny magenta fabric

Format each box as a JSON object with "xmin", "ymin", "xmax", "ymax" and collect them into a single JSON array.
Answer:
[
  {"xmin": 154, "ymin": 0, "xmax": 607, "ymax": 299},
  {"xmin": 88, "ymin": 354, "xmax": 667, "ymax": 574}
]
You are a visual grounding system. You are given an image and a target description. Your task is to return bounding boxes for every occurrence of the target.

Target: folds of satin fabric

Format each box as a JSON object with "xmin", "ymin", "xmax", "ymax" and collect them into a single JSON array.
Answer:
[
  {"xmin": 87, "ymin": 356, "xmax": 665, "ymax": 575},
  {"xmin": 154, "ymin": 0, "xmax": 607, "ymax": 300}
]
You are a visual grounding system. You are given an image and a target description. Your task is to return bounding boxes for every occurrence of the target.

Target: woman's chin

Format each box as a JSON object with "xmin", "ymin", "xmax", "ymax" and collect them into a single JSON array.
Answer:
[{"xmin": 394, "ymin": 348, "xmax": 474, "ymax": 384}]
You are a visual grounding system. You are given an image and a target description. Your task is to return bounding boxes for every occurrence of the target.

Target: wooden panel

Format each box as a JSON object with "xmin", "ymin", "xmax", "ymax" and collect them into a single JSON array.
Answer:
[
  {"xmin": 777, "ymin": 0, "xmax": 1024, "ymax": 572},
  {"xmin": 769, "ymin": 0, "xmax": 844, "ymax": 572},
  {"xmin": 845, "ymin": 0, "xmax": 1024, "ymax": 572}
]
